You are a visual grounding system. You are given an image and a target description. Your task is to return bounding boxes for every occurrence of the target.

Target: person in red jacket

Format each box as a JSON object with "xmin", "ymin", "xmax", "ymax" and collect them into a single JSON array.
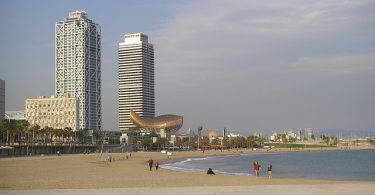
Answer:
[{"xmin": 253, "ymin": 161, "xmax": 261, "ymax": 176}]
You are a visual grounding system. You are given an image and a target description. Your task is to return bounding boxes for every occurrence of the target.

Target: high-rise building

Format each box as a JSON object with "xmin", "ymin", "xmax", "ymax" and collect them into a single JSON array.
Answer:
[
  {"xmin": 118, "ymin": 33, "xmax": 155, "ymax": 132},
  {"xmin": 0, "ymin": 79, "xmax": 4, "ymax": 119},
  {"xmin": 25, "ymin": 94, "xmax": 78, "ymax": 130},
  {"xmin": 55, "ymin": 11, "xmax": 101, "ymax": 131}
]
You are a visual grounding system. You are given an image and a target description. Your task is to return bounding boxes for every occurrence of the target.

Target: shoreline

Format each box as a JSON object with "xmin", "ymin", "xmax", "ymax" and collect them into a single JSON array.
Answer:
[{"xmin": 0, "ymin": 148, "xmax": 374, "ymax": 190}]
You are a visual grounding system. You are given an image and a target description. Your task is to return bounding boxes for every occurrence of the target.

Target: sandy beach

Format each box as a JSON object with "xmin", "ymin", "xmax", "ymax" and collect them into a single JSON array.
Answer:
[{"xmin": 1, "ymin": 149, "xmax": 374, "ymax": 194}]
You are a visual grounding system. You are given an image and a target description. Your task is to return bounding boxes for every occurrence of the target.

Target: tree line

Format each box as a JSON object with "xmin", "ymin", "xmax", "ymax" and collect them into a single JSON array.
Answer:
[
  {"xmin": 0, "ymin": 119, "xmax": 96, "ymax": 145},
  {"xmin": 132, "ymin": 134, "xmax": 266, "ymax": 151}
]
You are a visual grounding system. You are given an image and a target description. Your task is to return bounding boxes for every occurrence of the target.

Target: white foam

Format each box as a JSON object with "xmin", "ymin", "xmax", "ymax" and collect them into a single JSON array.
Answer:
[{"xmin": 160, "ymin": 165, "xmax": 205, "ymax": 173}]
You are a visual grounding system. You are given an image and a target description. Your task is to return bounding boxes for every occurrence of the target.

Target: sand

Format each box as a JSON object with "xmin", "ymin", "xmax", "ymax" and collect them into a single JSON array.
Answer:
[
  {"xmin": 2, "ymin": 184, "xmax": 375, "ymax": 195},
  {"xmin": 0, "ymin": 148, "xmax": 374, "ymax": 194}
]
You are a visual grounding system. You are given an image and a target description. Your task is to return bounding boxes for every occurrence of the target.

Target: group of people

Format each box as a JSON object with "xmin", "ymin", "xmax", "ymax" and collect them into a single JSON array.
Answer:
[
  {"xmin": 253, "ymin": 161, "xmax": 272, "ymax": 179},
  {"xmin": 147, "ymin": 158, "xmax": 159, "ymax": 171},
  {"xmin": 147, "ymin": 158, "xmax": 271, "ymax": 178},
  {"xmin": 206, "ymin": 162, "xmax": 272, "ymax": 178}
]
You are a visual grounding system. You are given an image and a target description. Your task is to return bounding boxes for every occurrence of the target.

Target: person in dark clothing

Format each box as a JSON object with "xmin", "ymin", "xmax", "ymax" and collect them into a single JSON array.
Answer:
[
  {"xmin": 148, "ymin": 158, "xmax": 154, "ymax": 171},
  {"xmin": 207, "ymin": 168, "xmax": 215, "ymax": 175},
  {"xmin": 155, "ymin": 160, "xmax": 159, "ymax": 170},
  {"xmin": 267, "ymin": 164, "xmax": 273, "ymax": 179}
]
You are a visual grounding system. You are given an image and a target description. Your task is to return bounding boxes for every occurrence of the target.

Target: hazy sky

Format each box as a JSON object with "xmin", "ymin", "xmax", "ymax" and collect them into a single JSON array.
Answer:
[{"xmin": 1, "ymin": 0, "xmax": 374, "ymax": 135}]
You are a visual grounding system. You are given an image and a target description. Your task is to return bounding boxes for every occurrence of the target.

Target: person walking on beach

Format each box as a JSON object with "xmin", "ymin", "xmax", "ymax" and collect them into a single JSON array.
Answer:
[
  {"xmin": 267, "ymin": 164, "xmax": 272, "ymax": 179},
  {"xmin": 253, "ymin": 161, "xmax": 261, "ymax": 176},
  {"xmin": 252, "ymin": 161, "xmax": 258, "ymax": 176},
  {"xmin": 154, "ymin": 160, "xmax": 159, "ymax": 170},
  {"xmin": 148, "ymin": 158, "xmax": 154, "ymax": 171}
]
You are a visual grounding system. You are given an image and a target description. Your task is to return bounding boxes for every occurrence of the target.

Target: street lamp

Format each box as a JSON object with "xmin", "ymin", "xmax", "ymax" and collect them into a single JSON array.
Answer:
[{"xmin": 197, "ymin": 126, "xmax": 203, "ymax": 151}]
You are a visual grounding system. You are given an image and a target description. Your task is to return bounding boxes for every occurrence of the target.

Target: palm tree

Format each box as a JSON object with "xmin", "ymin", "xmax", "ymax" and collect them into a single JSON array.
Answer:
[
  {"xmin": 175, "ymin": 137, "xmax": 182, "ymax": 149},
  {"xmin": 222, "ymin": 136, "xmax": 229, "ymax": 149},
  {"xmin": 201, "ymin": 136, "xmax": 209, "ymax": 147},
  {"xmin": 82, "ymin": 128, "xmax": 89, "ymax": 144},
  {"xmin": 368, "ymin": 138, "xmax": 374, "ymax": 146},
  {"xmin": 282, "ymin": 134, "xmax": 288, "ymax": 143},
  {"xmin": 0, "ymin": 119, "xmax": 10, "ymax": 143},
  {"xmin": 43, "ymin": 126, "xmax": 54, "ymax": 144},
  {"xmin": 16, "ymin": 120, "xmax": 29, "ymax": 144},
  {"xmin": 40, "ymin": 126, "xmax": 54, "ymax": 144},
  {"xmin": 29, "ymin": 124, "xmax": 40, "ymax": 144},
  {"xmin": 54, "ymin": 128, "xmax": 63, "ymax": 143},
  {"xmin": 75, "ymin": 130, "xmax": 84, "ymax": 144},
  {"xmin": 92, "ymin": 131, "xmax": 99, "ymax": 144},
  {"xmin": 8, "ymin": 122, "xmax": 18, "ymax": 145},
  {"xmin": 156, "ymin": 137, "xmax": 168, "ymax": 150},
  {"xmin": 28, "ymin": 124, "xmax": 40, "ymax": 155},
  {"xmin": 63, "ymin": 127, "xmax": 73, "ymax": 143}
]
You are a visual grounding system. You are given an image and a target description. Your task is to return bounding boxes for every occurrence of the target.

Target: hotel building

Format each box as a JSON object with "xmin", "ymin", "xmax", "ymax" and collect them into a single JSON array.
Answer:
[
  {"xmin": 25, "ymin": 94, "xmax": 78, "ymax": 130},
  {"xmin": 118, "ymin": 33, "xmax": 155, "ymax": 133},
  {"xmin": 55, "ymin": 11, "xmax": 101, "ymax": 131}
]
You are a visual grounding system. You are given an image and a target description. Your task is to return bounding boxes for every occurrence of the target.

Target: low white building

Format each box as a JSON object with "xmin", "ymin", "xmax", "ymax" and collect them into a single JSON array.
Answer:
[
  {"xmin": 227, "ymin": 133, "xmax": 244, "ymax": 138},
  {"xmin": 269, "ymin": 132, "xmax": 278, "ymax": 142}
]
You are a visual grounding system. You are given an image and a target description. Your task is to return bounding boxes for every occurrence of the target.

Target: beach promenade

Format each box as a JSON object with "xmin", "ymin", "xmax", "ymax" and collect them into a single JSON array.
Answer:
[{"xmin": 1, "ymin": 149, "xmax": 374, "ymax": 194}]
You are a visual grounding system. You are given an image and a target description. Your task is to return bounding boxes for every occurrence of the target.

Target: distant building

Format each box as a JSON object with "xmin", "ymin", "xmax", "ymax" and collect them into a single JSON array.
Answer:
[
  {"xmin": 0, "ymin": 79, "xmax": 4, "ymax": 119},
  {"xmin": 300, "ymin": 128, "xmax": 315, "ymax": 140},
  {"xmin": 269, "ymin": 132, "xmax": 278, "ymax": 142},
  {"xmin": 208, "ymin": 130, "xmax": 218, "ymax": 143},
  {"xmin": 286, "ymin": 130, "xmax": 297, "ymax": 140},
  {"xmin": 25, "ymin": 94, "xmax": 78, "ymax": 130},
  {"xmin": 227, "ymin": 133, "xmax": 244, "ymax": 138},
  {"xmin": 253, "ymin": 132, "xmax": 261, "ymax": 138},
  {"xmin": 176, "ymin": 128, "xmax": 196, "ymax": 138},
  {"xmin": 118, "ymin": 33, "xmax": 155, "ymax": 134},
  {"xmin": 55, "ymin": 11, "xmax": 101, "ymax": 131},
  {"xmin": 97, "ymin": 131, "xmax": 121, "ymax": 144},
  {"xmin": 4, "ymin": 110, "xmax": 25, "ymax": 126}
]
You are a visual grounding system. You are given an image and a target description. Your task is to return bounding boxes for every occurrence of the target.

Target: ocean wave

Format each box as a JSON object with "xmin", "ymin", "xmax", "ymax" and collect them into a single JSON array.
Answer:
[
  {"xmin": 160, "ymin": 165, "xmax": 253, "ymax": 176},
  {"xmin": 189, "ymin": 156, "xmax": 212, "ymax": 161},
  {"xmin": 160, "ymin": 165, "xmax": 205, "ymax": 173},
  {"xmin": 215, "ymin": 170, "xmax": 253, "ymax": 176},
  {"xmin": 164, "ymin": 156, "xmax": 212, "ymax": 166}
]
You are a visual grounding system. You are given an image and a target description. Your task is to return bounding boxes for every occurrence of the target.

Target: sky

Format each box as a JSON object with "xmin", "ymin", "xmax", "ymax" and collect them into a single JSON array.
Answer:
[{"xmin": 0, "ymin": 0, "xmax": 374, "ymax": 135}]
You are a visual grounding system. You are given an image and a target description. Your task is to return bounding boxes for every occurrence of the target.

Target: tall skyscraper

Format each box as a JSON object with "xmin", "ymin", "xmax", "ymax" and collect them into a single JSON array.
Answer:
[
  {"xmin": 118, "ymin": 33, "xmax": 155, "ymax": 132},
  {"xmin": 55, "ymin": 11, "xmax": 101, "ymax": 131},
  {"xmin": 0, "ymin": 79, "xmax": 5, "ymax": 120}
]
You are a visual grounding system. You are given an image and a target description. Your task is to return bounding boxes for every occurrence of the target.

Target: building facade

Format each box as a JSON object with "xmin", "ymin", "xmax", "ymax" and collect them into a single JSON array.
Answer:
[
  {"xmin": 118, "ymin": 33, "xmax": 155, "ymax": 132},
  {"xmin": 300, "ymin": 128, "xmax": 315, "ymax": 140},
  {"xmin": 55, "ymin": 11, "xmax": 101, "ymax": 131},
  {"xmin": 0, "ymin": 79, "xmax": 4, "ymax": 119},
  {"xmin": 25, "ymin": 94, "xmax": 78, "ymax": 130},
  {"xmin": 208, "ymin": 130, "xmax": 219, "ymax": 143}
]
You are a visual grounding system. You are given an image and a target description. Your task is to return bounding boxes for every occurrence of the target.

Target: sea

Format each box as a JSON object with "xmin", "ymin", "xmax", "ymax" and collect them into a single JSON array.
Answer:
[{"xmin": 160, "ymin": 150, "xmax": 375, "ymax": 181}]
